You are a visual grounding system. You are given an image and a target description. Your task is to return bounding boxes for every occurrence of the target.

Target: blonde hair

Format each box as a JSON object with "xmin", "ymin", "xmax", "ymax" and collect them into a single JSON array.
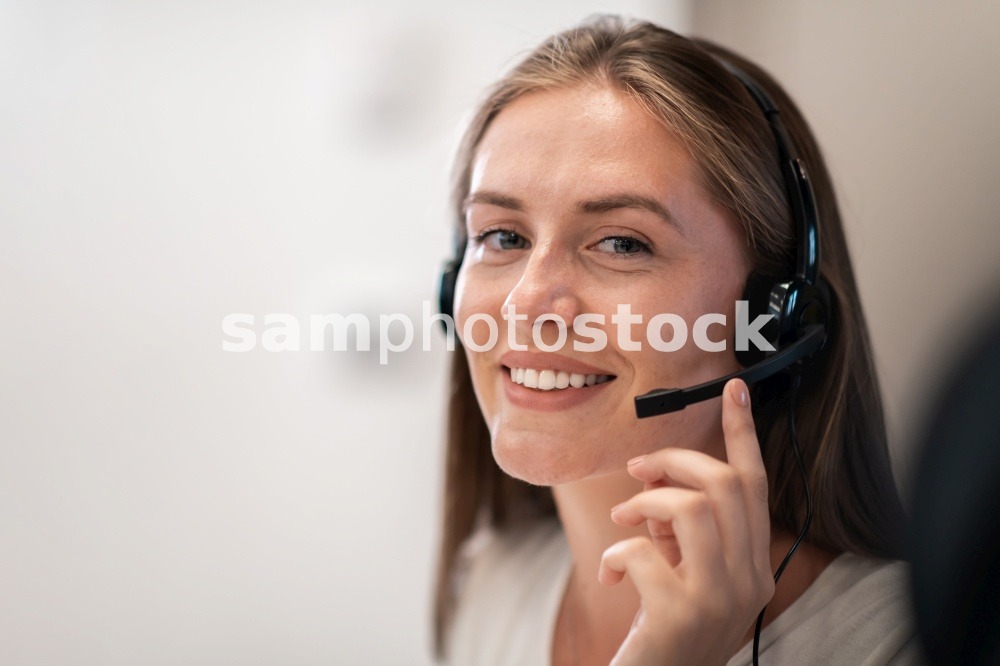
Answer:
[{"xmin": 432, "ymin": 14, "xmax": 905, "ymax": 659}]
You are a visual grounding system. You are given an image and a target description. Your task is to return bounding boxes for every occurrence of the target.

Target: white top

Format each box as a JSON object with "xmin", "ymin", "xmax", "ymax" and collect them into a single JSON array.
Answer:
[{"xmin": 444, "ymin": 518, "xmax": 924, "ymax": 665}]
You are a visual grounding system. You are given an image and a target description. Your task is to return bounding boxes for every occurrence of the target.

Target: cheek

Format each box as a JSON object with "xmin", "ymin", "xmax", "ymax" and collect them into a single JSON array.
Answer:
[
  {"xmin": 625, "ymin": 277, "xmax": 744, "ymax": 382},
  {"xmin": 453, "ymin": 267, "xmax": 509, "ymax": 423},
  {"xmin": 452, "ymin": 266, "xmax": 508, "ymax": 338}
]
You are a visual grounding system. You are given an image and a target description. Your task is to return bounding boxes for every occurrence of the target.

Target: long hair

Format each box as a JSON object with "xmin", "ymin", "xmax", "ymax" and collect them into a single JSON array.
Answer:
[{"xmin": 431, "ymin": 14, "xmax": 906, "ymax": 659}]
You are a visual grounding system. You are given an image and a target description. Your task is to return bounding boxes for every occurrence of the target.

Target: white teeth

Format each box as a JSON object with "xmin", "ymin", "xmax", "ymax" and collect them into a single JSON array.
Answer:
[
  {"xmin": 507, "ymin": 367, "xmax": 613, "ymax": 391},
  {"xmin": 555, "ymin": 371, "xmax": 570, "ymax": 389},
  {"xmin": 538, "ymin": 369, "xmax": 556, "ymax": 390}
]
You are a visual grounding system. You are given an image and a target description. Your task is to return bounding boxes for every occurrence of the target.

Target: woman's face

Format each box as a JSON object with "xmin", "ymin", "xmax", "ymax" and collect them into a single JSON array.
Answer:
[{"xmin": 454, "ymin": 83, "xmax": 751, "ymax": 486}]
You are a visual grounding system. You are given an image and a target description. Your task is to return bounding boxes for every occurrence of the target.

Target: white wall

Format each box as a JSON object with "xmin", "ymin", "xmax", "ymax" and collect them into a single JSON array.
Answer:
[
  {"xmin": 0, "ymin": 2, "xmax": 689, "ymax": 664},
  {"xmin": 690, "ymin": 1, "xmax": 1000, "ymax": 494}
]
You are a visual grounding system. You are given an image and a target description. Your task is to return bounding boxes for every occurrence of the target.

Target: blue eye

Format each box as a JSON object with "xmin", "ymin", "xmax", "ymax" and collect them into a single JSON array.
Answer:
[
  {"xmin": 473, "ymin": 228, "xmax": 528, "ymax": 251},
  {"xmin": 595, "ymin": 236, "xmax": 651, "ymax": 256}
]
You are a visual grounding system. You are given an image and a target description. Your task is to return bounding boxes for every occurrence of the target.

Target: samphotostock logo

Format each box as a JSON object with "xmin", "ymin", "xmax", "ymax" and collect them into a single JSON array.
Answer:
[{"xmin": 221, "ymin": 301, "xmax": 774, "ymax": 364}]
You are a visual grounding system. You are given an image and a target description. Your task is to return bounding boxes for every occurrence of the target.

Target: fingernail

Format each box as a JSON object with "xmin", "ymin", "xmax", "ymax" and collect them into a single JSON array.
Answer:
[
  {"xmin": 626, "ymin": 455, "xmax": 645, "ymax": 466},
  {"xmin": 610, "ymin": 502, "xmax": 625, "ymax": 514},
  {"xmin": 733, "ymin": 380, "xmax": 749, "ymax": 407}
]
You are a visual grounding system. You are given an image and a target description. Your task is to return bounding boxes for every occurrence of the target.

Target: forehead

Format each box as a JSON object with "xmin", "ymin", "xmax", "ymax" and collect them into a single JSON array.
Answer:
[{"xmin": 471, "ymin": 83, "xmax": 700, "ymax": 200}]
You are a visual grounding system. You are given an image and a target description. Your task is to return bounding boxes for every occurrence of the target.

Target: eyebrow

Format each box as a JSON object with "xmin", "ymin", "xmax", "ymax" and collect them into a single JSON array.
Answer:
[{"xmin": 463, "ymin": 189, "xmax": 685, "ymax": 236}]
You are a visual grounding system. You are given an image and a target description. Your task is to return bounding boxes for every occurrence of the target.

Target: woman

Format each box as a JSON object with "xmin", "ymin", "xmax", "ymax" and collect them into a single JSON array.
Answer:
[{"xmin": 433, "ymin": 15, "xmax": 917, "ymax": 665}]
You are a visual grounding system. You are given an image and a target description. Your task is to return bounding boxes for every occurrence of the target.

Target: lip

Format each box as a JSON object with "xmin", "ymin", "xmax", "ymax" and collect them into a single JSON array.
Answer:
[
  {"xmin": 498, "ymin": 350, "xmax": 617, "ymax": 412},
  {"xmin": 499, "ymin": 350, "xmax": 616, "ymax": 377}
]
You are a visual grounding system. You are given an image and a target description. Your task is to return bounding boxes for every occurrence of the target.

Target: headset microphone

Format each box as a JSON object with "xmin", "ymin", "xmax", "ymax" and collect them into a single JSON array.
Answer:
[{"xmin": 634, "ymin": 325, "xmax": 825, "ymax": 417}]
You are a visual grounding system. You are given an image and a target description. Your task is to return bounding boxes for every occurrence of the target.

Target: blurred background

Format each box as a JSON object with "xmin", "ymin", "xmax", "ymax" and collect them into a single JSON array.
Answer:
[{"xmin": 1, "ymin": 1, "xmax": 997, "ymax": 664}]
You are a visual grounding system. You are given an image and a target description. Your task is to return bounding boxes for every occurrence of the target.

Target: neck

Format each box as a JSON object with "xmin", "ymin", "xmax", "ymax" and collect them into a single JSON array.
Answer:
[{"xmin": 552, "ymin": 469, "xmax": 647, "ymax": 659}]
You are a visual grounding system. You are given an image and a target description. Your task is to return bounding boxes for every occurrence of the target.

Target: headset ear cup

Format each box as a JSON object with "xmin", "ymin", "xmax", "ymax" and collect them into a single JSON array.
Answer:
[
  {"xmin": 797, "ymin": 279, "xmax": 833, "ymax": 363},
  {"xmin": 775, "ymin": 278, "xmax": 831, "ymax": 371},
  {"xmin": 438, "ymin": 259, "xmax": 459, "ymax": 335}
]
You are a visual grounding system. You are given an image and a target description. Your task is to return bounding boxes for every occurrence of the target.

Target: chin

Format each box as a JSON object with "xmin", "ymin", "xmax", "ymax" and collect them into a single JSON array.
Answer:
[{"xmin": 490, "ymin": 428, "xmax": 605, "ymax": 486}]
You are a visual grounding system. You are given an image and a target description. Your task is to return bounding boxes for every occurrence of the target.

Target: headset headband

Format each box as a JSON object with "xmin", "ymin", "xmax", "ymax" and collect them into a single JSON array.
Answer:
[{"xmin": 717, "ymin": 59, "xmax": 820, "ymax": 285}]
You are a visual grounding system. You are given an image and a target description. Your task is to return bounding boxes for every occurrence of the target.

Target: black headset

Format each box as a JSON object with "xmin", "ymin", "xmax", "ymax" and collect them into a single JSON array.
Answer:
[{"xmin": 437, "ymin": 58, "xmax": 830, "ymax": 416}]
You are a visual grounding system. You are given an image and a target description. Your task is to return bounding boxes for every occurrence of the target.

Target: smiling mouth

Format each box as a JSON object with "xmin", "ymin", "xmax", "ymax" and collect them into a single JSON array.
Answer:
[{"xmin": 503, "ymin": 365, "xmax": 617, "ymax": 391}]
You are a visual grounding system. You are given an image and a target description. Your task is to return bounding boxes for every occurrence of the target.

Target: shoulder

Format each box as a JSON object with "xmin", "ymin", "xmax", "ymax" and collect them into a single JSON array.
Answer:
[
  {"xmin": 443, "ymin": 518, "xmax": 570, "ymax": 666},
  {"xmin": 729, "ymin": 553, "xmax": 925, "ymax": 665}
]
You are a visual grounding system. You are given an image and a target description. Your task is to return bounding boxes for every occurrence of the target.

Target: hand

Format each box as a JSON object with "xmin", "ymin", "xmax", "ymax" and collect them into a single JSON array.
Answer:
[{"xmin": 598, "ymin": 378, "xmax": 775, "ymax": 666}]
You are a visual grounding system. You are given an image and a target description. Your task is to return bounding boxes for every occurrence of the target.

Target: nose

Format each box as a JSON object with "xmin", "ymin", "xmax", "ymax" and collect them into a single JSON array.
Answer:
[{"xmin": 502, "ymin": 242, "xmax": 585, "ymax": 347}]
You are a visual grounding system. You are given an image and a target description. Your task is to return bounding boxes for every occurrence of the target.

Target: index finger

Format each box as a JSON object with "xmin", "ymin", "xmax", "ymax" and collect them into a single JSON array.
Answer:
[
  {"xmin": 722, "ymin": 378, "xmax": 766, "ymax": 477},
  {"xmin": 723, "ymin": 378, "xmax": 771, "ymax": 563}
]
